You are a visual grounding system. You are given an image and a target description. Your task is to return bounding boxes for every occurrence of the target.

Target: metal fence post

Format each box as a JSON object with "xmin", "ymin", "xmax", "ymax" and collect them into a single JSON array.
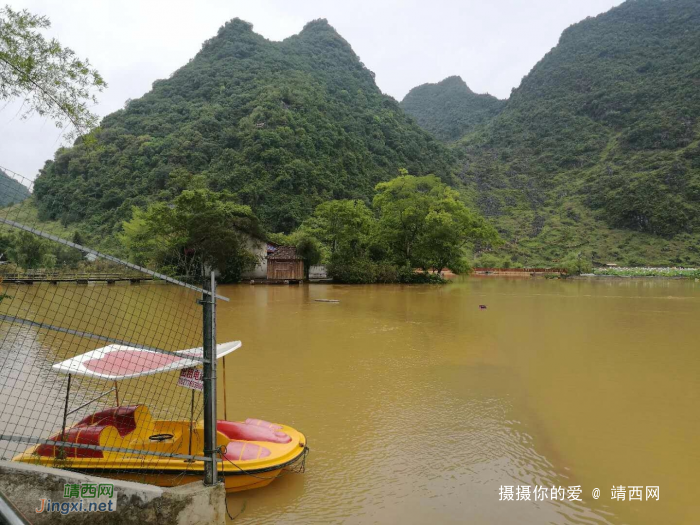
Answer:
[{"xmin": 202, "ymin": 269, "xmax": 218, "ymax": 485}]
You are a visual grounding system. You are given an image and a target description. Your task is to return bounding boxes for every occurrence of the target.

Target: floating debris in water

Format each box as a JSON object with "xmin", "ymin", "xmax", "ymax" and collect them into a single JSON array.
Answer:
[
  {"xmin": 479, "ymin": 305, "xmax": 487, "ymax": 310},
  {"xmin": 315, "ymin": 299, "xmax": 340, "ymax": 303}
]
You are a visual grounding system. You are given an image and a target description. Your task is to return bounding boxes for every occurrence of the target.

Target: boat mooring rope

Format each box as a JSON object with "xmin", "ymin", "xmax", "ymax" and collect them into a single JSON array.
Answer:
[
  {"xmin": 218, "ymin": 444, "xmax": 309, "ymax": 520},
  {"xmin": 224, "ymin": 496, "xmax": 246, "ymax": 521},
  {"xmin": 217, "ymin": 444, "xmax": 309, "ymax": 481}
]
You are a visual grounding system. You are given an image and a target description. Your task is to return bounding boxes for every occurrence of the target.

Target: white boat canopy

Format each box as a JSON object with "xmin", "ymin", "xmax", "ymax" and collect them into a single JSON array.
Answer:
[{"xmin": 52, "ymin": 341, "xmax": 241, "ymax": 380}]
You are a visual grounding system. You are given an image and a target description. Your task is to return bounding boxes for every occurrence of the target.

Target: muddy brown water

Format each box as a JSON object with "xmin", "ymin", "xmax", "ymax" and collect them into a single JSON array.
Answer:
[
  {"xmin": 1, "ymin": 277, "xmax": 698, "ymax": 524},
  {"xmin": 216, "ymin": 277, "xmax": 699, "ymax": 524}
]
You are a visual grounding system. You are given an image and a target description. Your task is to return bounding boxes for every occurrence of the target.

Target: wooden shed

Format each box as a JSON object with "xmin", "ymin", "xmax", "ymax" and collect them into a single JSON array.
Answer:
[{"xmin": 266, "ymin": 246, "xmax": 304, "ymax": 281}]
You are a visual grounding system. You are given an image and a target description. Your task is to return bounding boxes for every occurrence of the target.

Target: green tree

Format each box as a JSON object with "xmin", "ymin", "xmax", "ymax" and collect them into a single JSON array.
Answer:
[
  {"xmin": 414, "ymin": 207, "xmax": 499, "ymax": 274},
  {"xmin": 294, "ymin": 234, "xmax": 322, "ymax": 278},
  {"xmin": 373, "ymin": 170, "xmax": 499, "ymax": 272},
  {"xmin": 562, "ymin": 252, "xmax": 593, "ymax": 275},
  {"xmin": 119, "ymin": 189, "xmax": 260, "ymax": 282},
  {"xmin": 301, "ymin": 199, "xmax": 373, "ymax": 258},
  {"xmin": 9, "ymin": 231, "xmax": 55, "ymax": 269},
  {"xmin": 71, "ymin": 231, "xmax": 84, "ymax": 246},
  {"xmin": 0, "ymin": 5, "xmax": 106, "ymax": 137},
  {"xmin": 0, "ymin": 231, "xmax": 12, "ymax": 261}
]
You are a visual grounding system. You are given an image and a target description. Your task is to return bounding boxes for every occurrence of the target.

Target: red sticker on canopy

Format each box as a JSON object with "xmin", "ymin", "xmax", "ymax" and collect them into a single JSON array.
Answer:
[{"xmin": 84, "ymin": 350, "xmax": 183, "ymax": 375}]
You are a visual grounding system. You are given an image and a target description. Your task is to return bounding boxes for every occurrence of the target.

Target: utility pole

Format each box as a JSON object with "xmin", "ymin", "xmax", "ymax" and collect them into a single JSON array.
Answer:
[{"xmin": 202, "ymin": 268, "xmax": 218, "ymax": 485}]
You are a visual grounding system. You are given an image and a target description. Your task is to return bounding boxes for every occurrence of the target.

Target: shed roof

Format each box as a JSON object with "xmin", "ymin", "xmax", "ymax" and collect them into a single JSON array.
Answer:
[{"xmin": 267, "ymin": 246, "xmax": 302, "ymax": 260}]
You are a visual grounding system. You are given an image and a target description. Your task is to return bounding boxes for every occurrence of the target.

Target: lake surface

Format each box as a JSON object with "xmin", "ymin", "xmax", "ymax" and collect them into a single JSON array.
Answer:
[
  {"xmin": 216, "ymin": 277, "xmax": 699, "ymax": 524},
  {"xmin": 1, "ymin": 277, "xmax": 697, "ymax": 524}
]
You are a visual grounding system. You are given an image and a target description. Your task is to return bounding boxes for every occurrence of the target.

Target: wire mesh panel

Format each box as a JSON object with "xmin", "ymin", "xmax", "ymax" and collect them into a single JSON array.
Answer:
[{"xmin": 0, "ymin": 166, "xmax": 216, "ymax": 487}]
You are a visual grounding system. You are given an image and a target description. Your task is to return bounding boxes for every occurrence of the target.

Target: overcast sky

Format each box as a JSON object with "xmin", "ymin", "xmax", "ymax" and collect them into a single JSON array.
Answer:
[{"xmin": 1, "ymin": 0, "xmax": 624, "ymax": 183}]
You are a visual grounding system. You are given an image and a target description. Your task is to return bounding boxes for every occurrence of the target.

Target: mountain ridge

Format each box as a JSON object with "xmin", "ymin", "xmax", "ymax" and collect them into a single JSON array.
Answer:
[
  {"xmin": 32, "ymin": 18, "xmax": 455, "ymax": 240},
  {"xmin": 405, "ymin": 0, "xmax": 700, "ymax": 266},
  {"xmin": 23, "ymin": 1, "xmax": 700, "ymax": 266},
  {"xmin": 400, "ymin": 76, "xmax": 504, "ymax": 142}
]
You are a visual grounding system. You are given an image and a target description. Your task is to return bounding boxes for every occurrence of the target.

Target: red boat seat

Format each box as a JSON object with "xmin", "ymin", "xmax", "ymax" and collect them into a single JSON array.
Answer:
[
  {"xmin": 36, "ymin": 424, "xmax": 122, "ymax": 459},
  {"xmin": 245, "ymin": 418, "xmax": 282, "ymax": 430},
  {"xmin": 223, "ymin": 441, "xmax": 271, "ymax": 461},
  {"xmin": 74, "ymin": 405, "xmax": 146, "ymax": 437},
  {"xmin": 217, "ymin": 420, "xmax": 291, "ymax": 444},
  {"xmin": 35, "ymin": 405, "xmax": 151, "ymax": 458}
]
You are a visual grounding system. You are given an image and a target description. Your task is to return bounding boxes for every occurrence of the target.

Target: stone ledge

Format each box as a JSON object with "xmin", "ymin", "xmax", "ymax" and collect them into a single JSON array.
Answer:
[{"xmin": 0, "ymin": 460, "xmax": 225, "ymax": 524}]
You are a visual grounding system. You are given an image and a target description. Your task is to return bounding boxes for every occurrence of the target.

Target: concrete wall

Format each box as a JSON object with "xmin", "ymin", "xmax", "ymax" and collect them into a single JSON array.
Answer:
[
  {"xmin": 309, "ymin": 265, "xmax": 328, "ymax": 279},
  {"xmin": 241, "ymin": 236, "xmax": 268, "ymax": 280},
  {"xmin": 0, "ymin": 461, "xmax": 225, "ymax": 524}
]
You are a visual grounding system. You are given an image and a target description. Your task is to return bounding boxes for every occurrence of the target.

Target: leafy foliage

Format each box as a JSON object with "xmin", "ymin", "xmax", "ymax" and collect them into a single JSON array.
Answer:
[
  {"xmin": 0, "ymin": 230, "xmax": 82, "ymax": 269},
  {"xmin": 300, "ymin": 199, "xmax": 374, "ymax": 258},
  {"xmin": 593, "ymin": 266, "xmax": 700, "ymax": 277},
  {"xmin": 299, "ymin": 171, "xmax": 498, "ymax": 282},
  {"xmin": 0, "ymin": 5, "xmax": 105, "ymax": 137},
  {"xmin": 401, "ymin": 76, "xmax": 504, "ymax": 142},
  {"xmin": 561, "ymin": 252, "xmax": 593, "ymax": 275},
  {"xmin": 442, "ymin": 0, "xmax": 700, "ymax": 265},
  {"xmin": 294, "ymin": 235, "xmax": 323, "ymax": 277},
  {"xmin": 22, "ymin": 1, "xmax": 700, "ymax": 269},
  {"xmin": 118, "ymin": 189, "xmax": 260, "ymax": 282},
  {"xmin": 373, "ymin": 170, "xmax": 500, "ymax": 272},
  {"xmin": 32, "ymin": 18, "xmax": 454, "ymax": 242}
]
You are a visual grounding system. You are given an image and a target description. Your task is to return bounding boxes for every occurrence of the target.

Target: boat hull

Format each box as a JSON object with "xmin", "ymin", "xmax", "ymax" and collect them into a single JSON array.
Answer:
[
  {"xmin": 63, "ymin": 451, "xmax": 303, "ymax": 492},
  {"xmin": 12, "ymin": 406, "xmax": 307, "ymax": 493}
]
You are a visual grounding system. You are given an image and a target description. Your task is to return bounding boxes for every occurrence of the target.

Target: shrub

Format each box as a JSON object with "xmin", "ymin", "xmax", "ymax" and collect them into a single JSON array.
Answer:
[
  {"xmin": 402, "ymin": 271, "xmax": 447, "ymax": 284},
  {"xmin": 562, "ymin": 252, "xmax": 593, "ymax": 275},
  {"xmin": 328, "ymin": 259, "xmax": 448, "ymax": 284},
  {"xmin": 477, "ymin": 253, "xmax": 501, "ymax": 268},
  {"xmin": 327, "ymin": 258, "xmax": 377, "ymax": 284},
  {"xmin": 374, "ymin": 263, "xmax": 399, "ymax": 283}
]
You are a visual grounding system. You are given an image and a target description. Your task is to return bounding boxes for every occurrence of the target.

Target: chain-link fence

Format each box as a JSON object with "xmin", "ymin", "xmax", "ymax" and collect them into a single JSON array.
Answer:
[{"xmin": 0, "ymin": 166, "xmax": 222, "ymax": 487}]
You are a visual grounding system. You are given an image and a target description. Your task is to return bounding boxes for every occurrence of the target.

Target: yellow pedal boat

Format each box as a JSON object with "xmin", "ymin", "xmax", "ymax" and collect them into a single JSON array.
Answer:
[
  {"xmin": 12, "ymin": 341, "xmax": 308, "ymax": 492},
  {"xmin": 13, "ymin": 405, "xmax": 308, "ymax": 492}
]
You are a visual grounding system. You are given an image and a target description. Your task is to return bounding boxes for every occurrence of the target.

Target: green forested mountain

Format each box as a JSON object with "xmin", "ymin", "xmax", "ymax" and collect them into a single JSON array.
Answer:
[
  {"xmin": 33, "ymin": 19, "xmax": 453, "ymax": 239},
  {"xmin": 0, "ymin": 169, "xmax": 30, "ymax": 207},
  {"xmin": 440, "ymin": 0, "xmax": 700, "ymax": 266},
  {"xmin": 28, "ymin": 0, "xmax": 700, "ymax": 267},
  {"xmin": 400, "ymin": 76, "xmax": 504, "ymax": 142}
]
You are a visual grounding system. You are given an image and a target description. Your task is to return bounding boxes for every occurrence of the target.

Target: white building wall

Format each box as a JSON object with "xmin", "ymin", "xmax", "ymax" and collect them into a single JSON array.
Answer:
[
  {"xmin": 309, "ymin": 265, "xmax": 328, "ymax": 279},
  {"xmin": 241, "ymin": 236, "xmax": 268, "ymax": 279}
]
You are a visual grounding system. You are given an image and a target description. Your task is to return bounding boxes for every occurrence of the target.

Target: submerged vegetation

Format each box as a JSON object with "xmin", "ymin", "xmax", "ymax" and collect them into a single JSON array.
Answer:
[{"xmin": 118, "ymin": 189, "xmax": 261, "ymax": 282}]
